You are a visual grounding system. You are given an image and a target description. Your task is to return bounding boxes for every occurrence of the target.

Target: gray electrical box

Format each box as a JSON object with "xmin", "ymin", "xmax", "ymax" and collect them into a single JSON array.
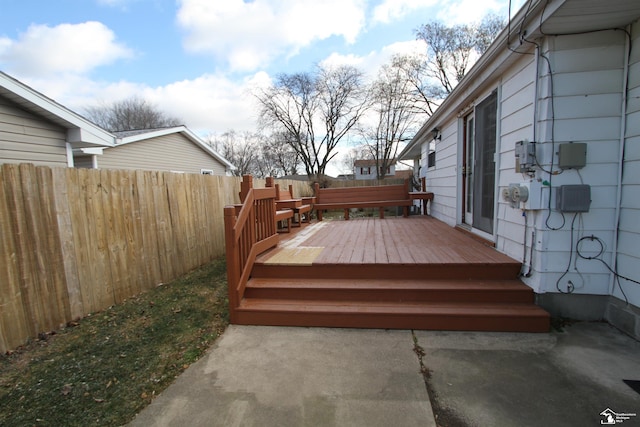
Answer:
[
  {"xmin": 556, "ymin": 185, "xmax": 591, "ymax": 212},
  {"xmin": 515, "ymin": 140, "xmax": 536, "ymax": 173},
  {"xmin": 558, "ymin": 143, "xmax": 587, "ymax": 169}
]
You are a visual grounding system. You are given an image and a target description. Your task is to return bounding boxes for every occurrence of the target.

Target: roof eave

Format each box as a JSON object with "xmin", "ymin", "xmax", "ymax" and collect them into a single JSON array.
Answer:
[{"xmin": 0, "ymin": 71, "xmax": 115, "ymax": 147}]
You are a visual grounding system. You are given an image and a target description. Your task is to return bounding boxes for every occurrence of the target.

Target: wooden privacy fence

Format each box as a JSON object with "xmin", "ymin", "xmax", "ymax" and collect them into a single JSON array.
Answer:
[{"xmin": 0, "ymin": 164, "xmax": 312, "ymax": 352}]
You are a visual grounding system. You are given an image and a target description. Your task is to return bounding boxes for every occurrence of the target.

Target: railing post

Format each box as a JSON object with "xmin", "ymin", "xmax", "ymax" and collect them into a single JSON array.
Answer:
[
  {"xmin": 265, "ymin": 176, "xmax": 274, "ymax": 187},
  {"xmin": 314, "ymin": 182, "xmax": 323, "ymax": 221},
  {"xmin": 224, "ymin": 206, "xmax": 240, "ymax": 319},
  {"xmin": 240, "ymin": 174, "xmax": 253, "ymax": 202}
]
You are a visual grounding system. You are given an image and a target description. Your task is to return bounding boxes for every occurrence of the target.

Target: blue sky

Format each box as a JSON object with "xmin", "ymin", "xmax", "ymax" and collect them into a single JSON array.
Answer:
[{"xmin": 1, "ymin": 0, "xmax": 524, "ymax": 171}]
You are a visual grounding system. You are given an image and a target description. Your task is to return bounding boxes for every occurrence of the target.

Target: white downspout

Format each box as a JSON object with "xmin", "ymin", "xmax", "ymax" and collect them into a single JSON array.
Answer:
[
  {"xmin": 65, "ymin": 143, "xmax": 74, "ymax": 167},
  {"xmin": 610, "ymin": 27, "xmax": 630, "ymax": 297}
]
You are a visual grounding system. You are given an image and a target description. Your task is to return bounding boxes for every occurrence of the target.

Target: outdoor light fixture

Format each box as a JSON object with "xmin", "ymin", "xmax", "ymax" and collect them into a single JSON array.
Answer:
[{"xmin": 431, "ymin": 127, "xmax": 441, "ymax": 141}]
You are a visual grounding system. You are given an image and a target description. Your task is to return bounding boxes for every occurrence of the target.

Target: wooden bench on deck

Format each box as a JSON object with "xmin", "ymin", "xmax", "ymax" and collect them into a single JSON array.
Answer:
[
  {"xmin": 314, "ymin": 180, "xmax": 418, "ymax": 221},
  {"xmin": 267, "ymin": 178, "xmax": 315, "ymax": 227}
]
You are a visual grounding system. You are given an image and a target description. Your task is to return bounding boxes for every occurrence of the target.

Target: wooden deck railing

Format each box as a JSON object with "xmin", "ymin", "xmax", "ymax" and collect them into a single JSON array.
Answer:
[{"xmin": 224, "ymin": 176, "xmax": 279, "ymax": 320}]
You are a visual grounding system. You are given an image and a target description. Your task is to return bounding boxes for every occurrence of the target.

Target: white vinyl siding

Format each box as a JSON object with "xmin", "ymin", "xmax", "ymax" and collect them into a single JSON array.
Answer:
[
  {"xmin": 533, "ymin": 31, "xmax": 627, "ymax": 295},
  {"xmin": 0, "ymin": 94, "xmax": 68, "ymax": 167},
  {"xmin": 424, "ymin": 121, "xmax": 458, "ymax": 224},
  {"xmin": 98, "ymin": 133, "xmax": 227, "ymax": 175},
  {"xmin": 495, "ymin": 53, "xmax": 537, "ymax": 260},
  {"xmin": 618, "ymin": 20, "xmax": 640, "ymax": 306}
]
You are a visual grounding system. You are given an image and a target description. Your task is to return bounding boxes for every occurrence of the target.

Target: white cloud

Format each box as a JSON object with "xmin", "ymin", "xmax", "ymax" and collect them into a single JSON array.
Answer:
[
  {"xmin": 320, "ymin": 40, "xmax": 424, "ymax": 80},
  {"xmin": 177, "ymin": 0, "xmax": 366, "ymax": 72},
  {"xmin": 13, "ymin": 62, "xmax": 270, "ymax": 135},
  {"xmin": 0, "ymin": 21, "xmax": 133, "ymax": 78},
  {"xmin": 436, "ymin": 0, "xmax": 505, "ymax": 24},
  {"xmin": 145, "ymin": 72, "xmax": 271, "ymax": 133},
  {"xmin": 373, "ymin": 0, "xmax": 516, "ymax": 26},
  {"xmin": 372, "ymin": 0, "xmax": 437, "ymax": 24}
]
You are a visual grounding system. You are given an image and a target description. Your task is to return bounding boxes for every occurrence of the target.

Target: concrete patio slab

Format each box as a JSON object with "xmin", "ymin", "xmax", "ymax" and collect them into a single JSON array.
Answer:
[
  {"xmin": 129, "ymin": 326, "xmax": 435, "ymax": 427},
  {"xmin": 414, "ymin": 322, "xmax": 640, "ymax": 427}
]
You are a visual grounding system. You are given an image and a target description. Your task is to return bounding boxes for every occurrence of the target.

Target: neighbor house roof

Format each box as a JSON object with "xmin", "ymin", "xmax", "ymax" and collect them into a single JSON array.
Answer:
[
  {"xmin": 0, "ymin": 71, "xmax": 115, "ymax": 147},
  {"xmin": 111, "ymin": 126, "xmax": 235, "ymax": 171}
]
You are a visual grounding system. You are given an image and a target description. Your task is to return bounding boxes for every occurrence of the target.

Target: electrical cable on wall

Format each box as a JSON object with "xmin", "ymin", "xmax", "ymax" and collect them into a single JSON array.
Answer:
[
  {"xmin": 576, "ymin": 235, "xmax": 640, "ymax": 305},
  {"xmin": 555, "ymin": 213, "xmax": 579, "ymax": 293}
]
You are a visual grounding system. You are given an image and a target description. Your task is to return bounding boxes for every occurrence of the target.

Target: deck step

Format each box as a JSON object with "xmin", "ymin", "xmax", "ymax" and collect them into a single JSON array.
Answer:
[
  {"xmin": 251, "ymin": 262, "xmax": 522, "ymax": 281},
  {"xmin": 234, "ymin": 299, "xmax": 550, "ymax": 333},
  {"xmin": 245, "ymin": 278, "xmax": 534, "ymax": 303}
]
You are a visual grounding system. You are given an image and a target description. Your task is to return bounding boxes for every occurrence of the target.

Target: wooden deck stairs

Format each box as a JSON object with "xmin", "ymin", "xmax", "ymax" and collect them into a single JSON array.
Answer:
[{"xmin": 232, "ymin": 222, "xmax": 550, "ymax": 333}]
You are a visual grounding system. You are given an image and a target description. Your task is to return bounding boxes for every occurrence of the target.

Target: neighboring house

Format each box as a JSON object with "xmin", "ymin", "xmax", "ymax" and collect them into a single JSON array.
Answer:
[
  {"xmin": 354, "ymin": 159, "xmax": 396, "ymax": 179},
  {"xmin": 75, "ymin": 127, "xmax": 234, "ymax": 176},
  {"xmin": 0, "ymin": 71, "xmax": 115, "ymax": 167},
  {"xmin": 399, "ymin": 0, "xmax": 640, "ymax": 338},
  {"xmin": 0, "ymin": 71, "xmax": 234, "ymax": 175}
]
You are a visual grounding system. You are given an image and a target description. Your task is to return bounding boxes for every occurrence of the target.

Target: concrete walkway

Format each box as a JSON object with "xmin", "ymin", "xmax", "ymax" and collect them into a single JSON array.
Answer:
[
  {"xmin": 129, "ymin": 322, "xmax": 640, "ymax": 427},
  {"xmin": 129, "ymin": 326, "xmax": 435, "ymax": 427}
]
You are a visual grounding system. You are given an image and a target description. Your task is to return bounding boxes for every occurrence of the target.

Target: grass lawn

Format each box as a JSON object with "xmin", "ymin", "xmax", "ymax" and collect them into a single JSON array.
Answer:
[{"xmin": 0, "ymin": 257, "xmax": 229, "ymax": 427}]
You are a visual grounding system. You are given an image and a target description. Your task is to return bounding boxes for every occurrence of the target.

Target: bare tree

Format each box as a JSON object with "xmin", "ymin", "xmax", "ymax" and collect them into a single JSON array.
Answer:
[
  {"xmin": 388, "ymin": 54, "xmax": 442, "ymax": 116},
  {"xmin": 207, "ymin": 131, "xmax": 260, "ymax": 177},
  {"xmin": 475, "ymin": 14, "xmax": 506, "ymax": 53},
  {"xmin": 360, "ymin": 62, "xmax": 422, "ymax": 179},
  {"xmin": 84, "ymin": 96, "xmax": 181, "ymax": 132},
  {"xmin": 255, "ymin": 64, "xmax": 370, "ymax": 178},
  {"xmin": 414, "ymin": 14, "xmax": 505, "ymax": 96},
  {"xmin": 256, "ymin": 132, "xmax": 301, "ymax": 178}
]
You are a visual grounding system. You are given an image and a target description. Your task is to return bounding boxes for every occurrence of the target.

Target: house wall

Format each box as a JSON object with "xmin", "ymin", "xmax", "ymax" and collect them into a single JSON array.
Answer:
[
  {"xmin": 424, "ymin": 51, "xmax": 538, "ymax": 230},
  {"xmin": 608, "ymin": 20, "xmax": 640, "ymax": 333},
  {"xmin": 423, "ymin": 29, "xmax": 636, "ymax": 301},
  {"xmin": 494, "ymin": 54, "xmax": 537, "ymax": 263},
  {"xmin": 529, "ymin": 31, "xmax": 628, "ymax": 298},
  {"xmin": 426, "ymin": 120, "xmax": 458, "ymax": 224},
  {"xmin": 0, "ymin": 94, "xmax": 68, "ymax": 167},
  {"xmin": 98, "ymin": 133, "xmax": 227, "ymax": 175},
  {"xmin": 620, "ymin": 22, "xmax": 640, "ymax": 300}
]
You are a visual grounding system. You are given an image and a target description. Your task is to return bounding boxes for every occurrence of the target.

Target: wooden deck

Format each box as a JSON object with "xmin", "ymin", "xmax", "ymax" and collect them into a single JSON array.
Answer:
[
  {"xmin": 235, "ymin": 216, "xmax": 550, "ymax": 332},
  {"xmin": 258, "ymin": 216, "xmax": 515, "ymax": 265}
]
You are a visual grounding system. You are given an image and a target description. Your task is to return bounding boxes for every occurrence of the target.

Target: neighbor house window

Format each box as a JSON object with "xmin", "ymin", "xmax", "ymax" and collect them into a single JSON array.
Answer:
[{"xmin": 201, "ymin": 169, "xmax": 214, "ymax": 175}]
